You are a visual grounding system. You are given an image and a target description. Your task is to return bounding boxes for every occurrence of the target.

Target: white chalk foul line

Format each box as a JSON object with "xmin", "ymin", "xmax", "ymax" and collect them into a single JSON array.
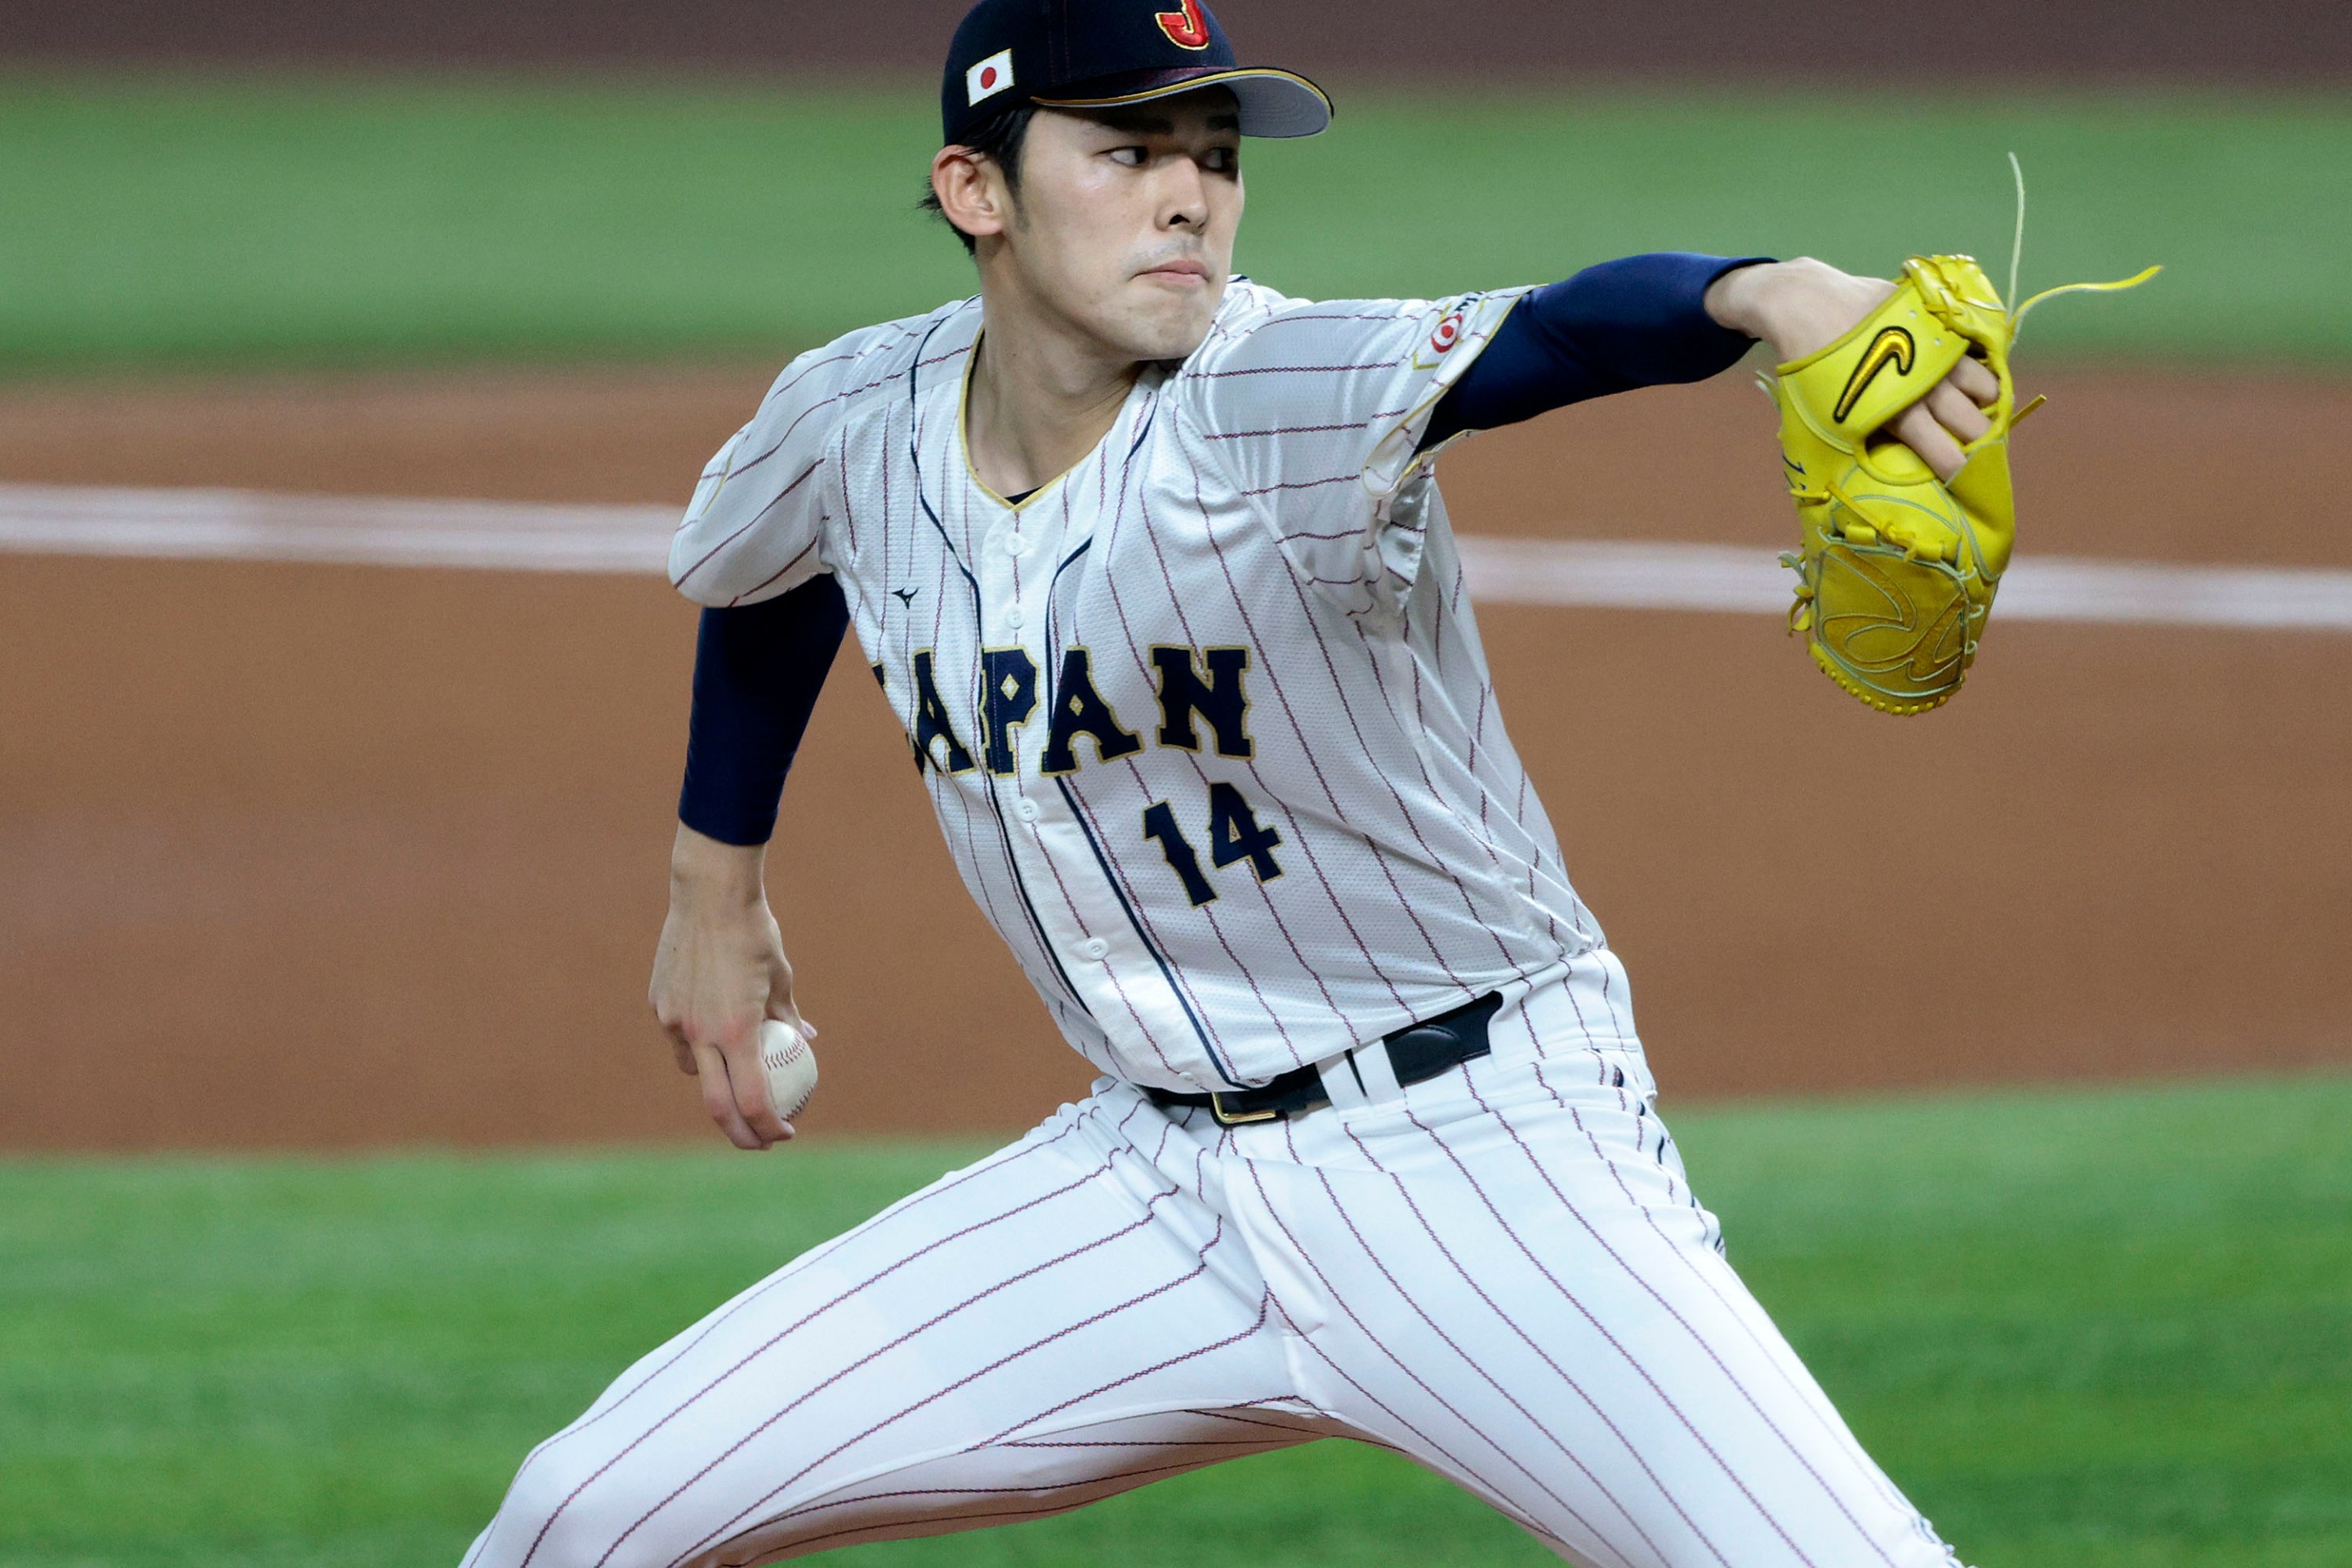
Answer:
[
  {"xmin": 1451, "ymin": 537, "xmax": 2352, "ymax": 631},
  {"xmin": 0, "ymin": 483, "xmax": 678, "ymax": 575},
  {"xmin": 5, "ymin": 482, "xmax": 2352, "ymax": 633}
]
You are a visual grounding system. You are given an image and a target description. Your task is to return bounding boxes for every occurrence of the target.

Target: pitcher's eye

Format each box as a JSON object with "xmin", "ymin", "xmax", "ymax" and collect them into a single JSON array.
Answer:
[
  {"xmin": 1109, "ymin": 146, "xmax": 1147, "ymax": 167},
  {"xmin": 1205, "ymin": 148, "xmax": 1238, "ymax": 174}
]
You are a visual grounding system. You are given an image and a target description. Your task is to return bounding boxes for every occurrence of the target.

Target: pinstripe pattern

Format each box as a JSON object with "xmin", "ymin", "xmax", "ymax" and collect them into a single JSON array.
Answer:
[
  {"xmin": 669, "ymin": 282, "xmax": 1620, "ymax": 1094},
  {"xmin": 466, "ymin": 988, "xmax": 1967, "ymax": 1568},
  {"xmin": 592, "ymin": 281, "xmax": 1979, "ymax": 1568}
]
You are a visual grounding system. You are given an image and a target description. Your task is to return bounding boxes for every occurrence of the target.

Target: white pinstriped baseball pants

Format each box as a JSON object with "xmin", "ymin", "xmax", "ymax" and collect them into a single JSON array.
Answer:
[{"xmin": 465, "ymin": 977, "xmax": 1967, "ymax": 1568}]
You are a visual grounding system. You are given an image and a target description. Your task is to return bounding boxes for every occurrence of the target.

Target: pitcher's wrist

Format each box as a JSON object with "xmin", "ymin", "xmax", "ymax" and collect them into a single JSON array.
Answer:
[{"xmin": 669, "ymin": 822, "xmax": 769, "ymax": 904}]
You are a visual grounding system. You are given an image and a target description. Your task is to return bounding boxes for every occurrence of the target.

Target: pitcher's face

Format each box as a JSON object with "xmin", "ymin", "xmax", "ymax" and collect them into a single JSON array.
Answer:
[{"xmin": 992, "ymin": 91, "xmax": 1245, "ymax": 363}]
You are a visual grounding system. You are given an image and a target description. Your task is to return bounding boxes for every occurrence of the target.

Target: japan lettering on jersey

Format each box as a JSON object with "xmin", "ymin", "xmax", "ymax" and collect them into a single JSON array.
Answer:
[{"xmin": 670, "ymin": 281, "xmax": 1636, "ymax": 1092}]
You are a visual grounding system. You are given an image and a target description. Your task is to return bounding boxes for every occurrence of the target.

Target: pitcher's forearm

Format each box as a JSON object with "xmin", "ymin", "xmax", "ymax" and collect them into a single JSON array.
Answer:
[
  {"xmin": 670, "ymin": 821, "xmax": 770, "ymax": 906},
  {"xmin": 1418, "ymin": 252, "xmax": 1768, "ymax": 450},
  {"xmin": 679, "ymin": 577, "xmax": 850, "ymax": 847}
]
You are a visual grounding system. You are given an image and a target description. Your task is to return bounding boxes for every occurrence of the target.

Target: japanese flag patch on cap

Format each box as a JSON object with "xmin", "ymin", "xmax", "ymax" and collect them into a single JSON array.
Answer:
[
  {"xmin": 941, "ymin": 0, "xmax": 1329, "ymax": 149},
  {"xmin": 967, "ymin": 49, "xmax": 1015, "ymax": 107}
]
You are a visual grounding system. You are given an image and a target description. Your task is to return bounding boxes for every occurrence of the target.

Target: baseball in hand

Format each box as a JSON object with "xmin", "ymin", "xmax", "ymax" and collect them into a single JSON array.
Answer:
[{"xmin": 758, "ymin": 1019, "xmax": 820, "ymax": 1124}]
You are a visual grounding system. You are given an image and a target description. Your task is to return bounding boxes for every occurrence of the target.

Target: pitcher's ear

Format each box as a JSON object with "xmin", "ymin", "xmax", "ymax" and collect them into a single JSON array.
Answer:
[{"xmin": 931, "ymin": 146, "xmax": 1013, "ymax": 245}]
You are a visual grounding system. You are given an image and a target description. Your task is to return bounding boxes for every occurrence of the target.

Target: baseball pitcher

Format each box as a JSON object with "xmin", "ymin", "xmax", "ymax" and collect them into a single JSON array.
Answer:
[{"xmin": 464, "ymin": 2, "xmax": 2038, "ymax": 1563}]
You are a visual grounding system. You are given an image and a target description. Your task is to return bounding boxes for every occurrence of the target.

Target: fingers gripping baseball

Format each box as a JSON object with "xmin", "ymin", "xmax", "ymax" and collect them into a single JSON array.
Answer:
[
  {"xmin": 651, "ymin": 826, "xmax": 817, "ymax": 1151},
  {"xmin": 653, "ymin": 905, "xmax": 801, "ymax": 1149}
]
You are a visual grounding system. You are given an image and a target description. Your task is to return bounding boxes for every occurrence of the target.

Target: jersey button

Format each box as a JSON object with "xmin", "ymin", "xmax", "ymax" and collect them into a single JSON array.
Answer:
[
  {"xmin": 1079, "ymin": 938, "xmax": 1111, "ymax": 962},
  {"xmin": 1013, "ymin": 798, "xmax": 1041, "ymax": 822},
  {"xmin": 1004, "ymin": 534, "xmax": 1033, "ymax": 558}
]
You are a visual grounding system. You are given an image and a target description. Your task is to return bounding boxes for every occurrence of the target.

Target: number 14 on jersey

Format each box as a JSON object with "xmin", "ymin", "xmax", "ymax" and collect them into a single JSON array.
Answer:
[{"xmin": 1143, "ymin": 782, "xmax": 1285, "ymax": 906}]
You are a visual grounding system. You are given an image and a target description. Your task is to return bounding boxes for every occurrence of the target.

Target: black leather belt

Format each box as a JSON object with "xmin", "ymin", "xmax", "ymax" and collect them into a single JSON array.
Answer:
[{"xmin": 1145, "ymin": 992, "xmax": 1503, "ymax": 1127}]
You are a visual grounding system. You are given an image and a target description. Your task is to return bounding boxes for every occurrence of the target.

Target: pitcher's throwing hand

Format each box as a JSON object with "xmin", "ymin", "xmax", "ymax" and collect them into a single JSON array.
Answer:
[{"xmin": 470, "ymin": 4, "xmax": 1988, "ymax": 1565}]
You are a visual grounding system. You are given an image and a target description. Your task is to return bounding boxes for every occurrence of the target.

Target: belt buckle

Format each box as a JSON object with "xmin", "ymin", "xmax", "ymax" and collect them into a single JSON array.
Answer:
[{"xmin": 1208, "ymin": 1092, "xmax": 1282, "ymax": 1128}]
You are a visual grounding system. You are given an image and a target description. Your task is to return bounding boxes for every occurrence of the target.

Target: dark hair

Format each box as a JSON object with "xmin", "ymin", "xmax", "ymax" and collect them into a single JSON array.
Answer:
[{"xmin": 920, "ymin": 104, "xmax": 1038, "ymax": 256}]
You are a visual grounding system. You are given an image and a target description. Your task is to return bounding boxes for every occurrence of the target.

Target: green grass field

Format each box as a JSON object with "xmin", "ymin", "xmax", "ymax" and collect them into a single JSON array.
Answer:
[
  {"xmin": 0, "ymin": 77, "xmax": 2344, "ymax": 371},
  {"xmin": 2, "ymin": 1076, "xmax": 2347, "ymax": 1568}
]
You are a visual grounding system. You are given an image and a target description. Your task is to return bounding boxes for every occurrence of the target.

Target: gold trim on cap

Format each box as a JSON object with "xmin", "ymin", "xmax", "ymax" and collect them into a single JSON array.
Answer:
[{"xmin": 1031, "ymin": 68, "xmax": 1334, "ymax": 134}]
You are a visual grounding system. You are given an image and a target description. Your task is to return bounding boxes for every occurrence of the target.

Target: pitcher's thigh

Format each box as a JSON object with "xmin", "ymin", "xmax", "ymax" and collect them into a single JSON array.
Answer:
[
  {"xmin": 710, "ymin": 1406, "xmax": 1330, "ymax": 1563},
  {"xmin": 465, "ymin": 1110, "xmax": 1286, "ymax": 1568},
  {"xmin": 1271, "ymin": 1092, "xmax": 1962, "ymax": 1568}
]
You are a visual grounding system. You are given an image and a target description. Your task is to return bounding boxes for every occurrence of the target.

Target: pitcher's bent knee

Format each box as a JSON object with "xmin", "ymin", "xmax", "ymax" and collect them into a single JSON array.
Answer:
[{"xmin": 470, "ymin": 1438, "xmax": 686, "ymax": 1568}]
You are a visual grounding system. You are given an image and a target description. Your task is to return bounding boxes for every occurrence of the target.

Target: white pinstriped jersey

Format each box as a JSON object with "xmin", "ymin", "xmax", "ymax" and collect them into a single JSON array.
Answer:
[{"xmin": 670, "ymin": 279, "xmax": 1637, "ymax": 1093}]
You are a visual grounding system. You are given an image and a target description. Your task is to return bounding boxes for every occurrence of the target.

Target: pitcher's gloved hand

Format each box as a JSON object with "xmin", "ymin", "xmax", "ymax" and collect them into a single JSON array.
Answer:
[{"xmin": 1769, "ymin": 253, "xmax": 2158, "ymax": 715}]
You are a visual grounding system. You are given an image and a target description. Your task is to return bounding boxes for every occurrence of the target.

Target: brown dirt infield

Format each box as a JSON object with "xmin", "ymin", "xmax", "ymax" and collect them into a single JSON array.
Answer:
[{"xmin": 2, "ymin": 366, "xmax": 2347, "ymax": 1152}]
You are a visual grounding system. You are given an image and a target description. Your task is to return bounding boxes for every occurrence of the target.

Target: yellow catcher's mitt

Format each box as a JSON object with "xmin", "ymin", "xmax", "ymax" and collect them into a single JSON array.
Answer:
[{"xmin": 1772, "ymin": 253, "xmax": 2156, "ymax": 715}]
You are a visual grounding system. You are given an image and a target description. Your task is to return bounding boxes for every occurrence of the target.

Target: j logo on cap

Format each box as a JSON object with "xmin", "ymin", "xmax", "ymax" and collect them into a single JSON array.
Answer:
[{"xmin": 1156, "ymin": 1, "xmax": 1212, "ymax": 49}]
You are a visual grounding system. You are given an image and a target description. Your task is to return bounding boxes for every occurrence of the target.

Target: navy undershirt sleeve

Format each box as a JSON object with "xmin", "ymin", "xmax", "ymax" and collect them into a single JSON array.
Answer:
[
  {"xmin": 676, "ymin": 575, "xmax": 851, "ymax": 848},
  {"xmin": 1420, "ymin": 252, "xmax": 1772, "ymax": 450}
]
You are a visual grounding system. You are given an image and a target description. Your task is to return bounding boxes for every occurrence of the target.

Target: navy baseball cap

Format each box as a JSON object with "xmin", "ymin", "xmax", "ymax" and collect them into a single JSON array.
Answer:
[{"xmin": 942, "ymin": 0, "xmax": 1332, "ymax": 149}]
